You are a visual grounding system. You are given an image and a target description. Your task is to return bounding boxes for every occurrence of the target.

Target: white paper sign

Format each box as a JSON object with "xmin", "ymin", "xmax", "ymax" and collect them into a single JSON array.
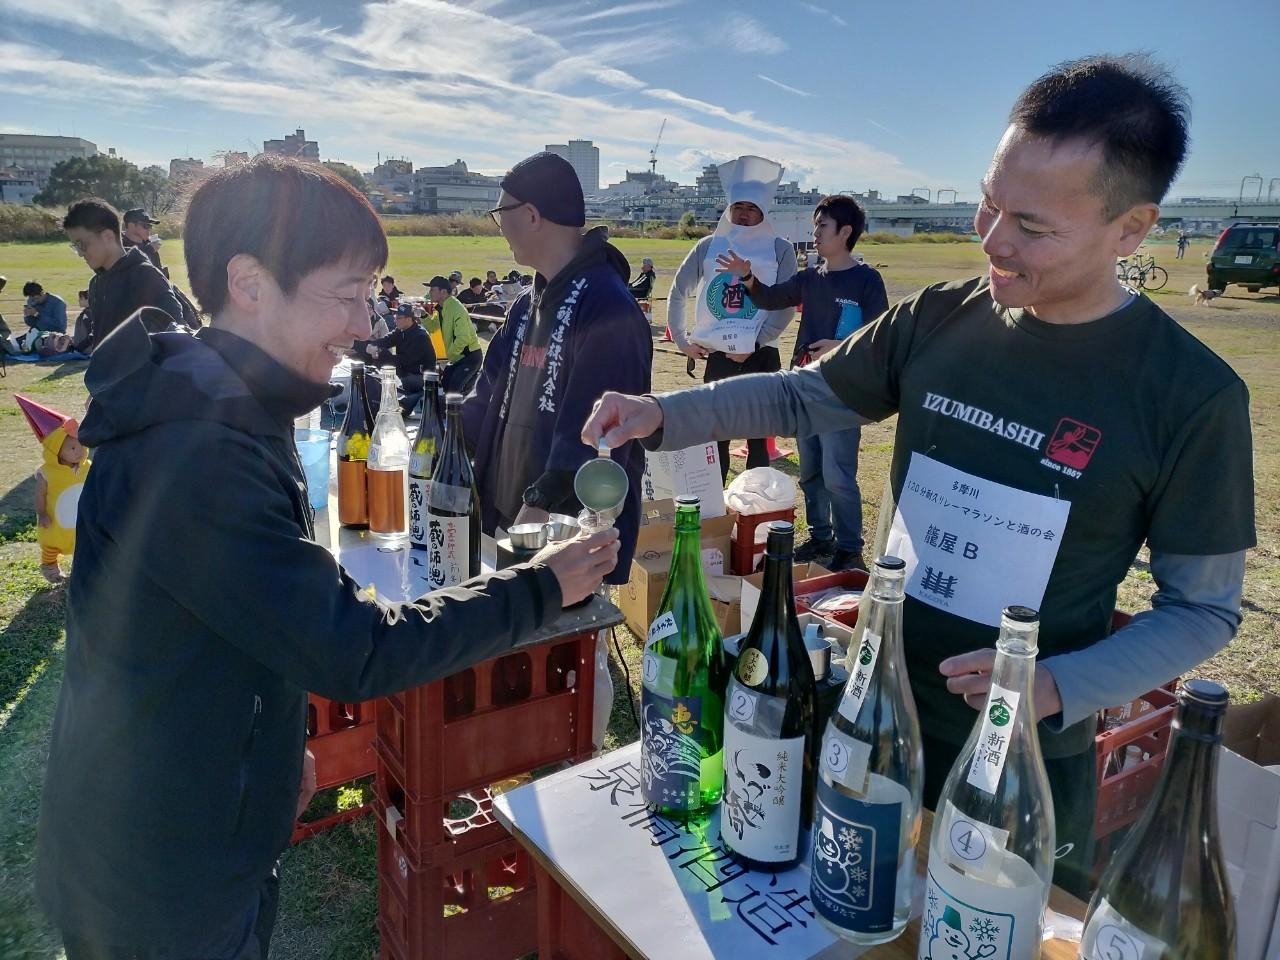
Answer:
[
  {"xmin": 641, "ymin": 444, "xmax": 725, "ymax": 518},
  {"xmin": 1081, "ymin": 897, "xmax": 1166, "ymax": 960},
  {"xmin": 939, "ymin": 799, "xmax": 1010, "ymax": 883},
  {"xmin": 885, "ymin": 453, "xmax": 1070, "ymax": 627}
]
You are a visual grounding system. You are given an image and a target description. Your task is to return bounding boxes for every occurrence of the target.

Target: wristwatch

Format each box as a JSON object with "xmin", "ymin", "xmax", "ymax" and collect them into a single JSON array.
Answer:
[
  {"xmin": 522, "ymin": 484, "xmax": 553, "ymax": 511},
  {"xmin": 741, "ymin": 270, "xmax": 755, "ymax": 283}
]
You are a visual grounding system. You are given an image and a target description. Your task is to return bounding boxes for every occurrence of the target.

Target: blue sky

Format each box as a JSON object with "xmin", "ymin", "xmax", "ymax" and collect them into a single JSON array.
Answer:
[{"xmin": 1, "ymin": 0, "xmax": 1275, "ymax": 200}]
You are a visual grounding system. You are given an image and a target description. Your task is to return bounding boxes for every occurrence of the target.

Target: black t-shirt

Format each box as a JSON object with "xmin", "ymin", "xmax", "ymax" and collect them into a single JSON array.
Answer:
[
  {"xmin": 749, "ymin": 262, "xmax": 888, "ymax": 362},
  {"xmin": 820, "ymin": 277, "xmax": 1255, "ymax": 754},
  {"xmin": 457, "ymin": 288, "xmax": 488, "ymax": 306}
]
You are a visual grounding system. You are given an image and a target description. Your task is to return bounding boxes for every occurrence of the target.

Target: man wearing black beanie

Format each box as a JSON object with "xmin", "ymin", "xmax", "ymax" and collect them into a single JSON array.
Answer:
[{"xmin": 463, "ymin": 152, "xmax": 651, "ymax": 595}]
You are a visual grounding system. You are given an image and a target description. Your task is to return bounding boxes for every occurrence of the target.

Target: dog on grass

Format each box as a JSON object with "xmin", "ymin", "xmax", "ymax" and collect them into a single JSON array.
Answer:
[{"xmin": 1189, "ymin": 284, "xmax": 1221, "ymax": 306}]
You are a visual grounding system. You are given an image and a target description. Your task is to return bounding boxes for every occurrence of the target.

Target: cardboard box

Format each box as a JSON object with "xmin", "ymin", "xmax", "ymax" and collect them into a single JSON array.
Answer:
[
  {"xmin": 738, "ymin": 562, "xmax": 831, "ymax": 634},
  {"xmin": 640, "ymin": 443, "xmax": 725, "ymax": 518},
  {"xmin": 1217, "ymin": 694, "xmax": 1280, "ymax": 960},
  {"xmin": 706, "ymin": 573, "xmax": 742, "ymax": 639},
  {"xmin": 618, "ymin": 499, "xmax": 735, "ymax": 638}
]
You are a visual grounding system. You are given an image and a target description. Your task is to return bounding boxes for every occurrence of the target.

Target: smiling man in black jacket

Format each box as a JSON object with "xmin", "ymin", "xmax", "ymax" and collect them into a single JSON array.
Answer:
[{"xmin": 36, "ymin": 156, "xmax": 619, "ymax": 960}]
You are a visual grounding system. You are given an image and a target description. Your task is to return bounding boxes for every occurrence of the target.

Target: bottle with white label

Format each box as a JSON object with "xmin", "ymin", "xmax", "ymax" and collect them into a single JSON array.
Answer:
[
  {"xmin": 423, "ymin": 393, "xmax": 480, "ymax": 588},
  {"xmin": 1081, "ymin": 678, "xmax": 1235, "ymax": 959},
  {"xmin": 811, "ymin": 556, "xmax": 922, "ymax": 945},
  {"xmin": 721, "ymin": 521, "xmax": 817, "ymax": 870},
  {"xmin": 918, "ymin": 606, "xmax": 1054, "ymax": 960},
  {"xmin": 639, "ymin": 496, "xmax": 727, "ymax": 815},
  {"xmin": 367, "ymin": 366, "xmax": 410, "ymax": 542},
  {"xmin": 408, "ymin": 370, "xmax": 442, "ymax": 549}
]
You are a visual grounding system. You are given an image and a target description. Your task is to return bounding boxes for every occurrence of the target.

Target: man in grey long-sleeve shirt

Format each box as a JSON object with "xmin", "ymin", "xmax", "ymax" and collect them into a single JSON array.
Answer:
[
  {"xmin": 585, "ymin": 54, "xmax": 1255, "ymax": 897},
  {"xmin": 666, "ymin": 200, "xmax": 796, "ymax": 480}
]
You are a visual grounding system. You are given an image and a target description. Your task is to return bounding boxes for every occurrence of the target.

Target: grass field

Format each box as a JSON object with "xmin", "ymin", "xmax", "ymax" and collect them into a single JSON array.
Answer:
[{"xmin": 0, "ymin": 234, "xmax": 1276, "ymax": 958}]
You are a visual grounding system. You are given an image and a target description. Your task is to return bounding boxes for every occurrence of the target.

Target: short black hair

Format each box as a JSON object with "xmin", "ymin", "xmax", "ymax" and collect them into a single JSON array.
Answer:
[
  {"xmin": 813, "ymin": 195, "xmax": 867, "ymax": 250},
  {"xmin": 382, "ymin": 276, "xmax": 396, "ymax": 284},
  {"xmin": 184, "ymin": 155, "xmax": 388, "ymax": 317},
  {"xmin": 63, "ymin": 197, "xmax": 122, "ymax": 239},
  {"xmin": 469, "ymin": 277, "xmax": 483, "ymax": 287},
  {"xmin": 22, "ymin": 281, "xmax": 43, "ymax": 297},
  {"xmin": 78, "ymin": 289, "xmax": 89, "ymax": 300},
  {"xmin": 1008, "ymin": 53, "xmax": 1190, "ymax": 218}
]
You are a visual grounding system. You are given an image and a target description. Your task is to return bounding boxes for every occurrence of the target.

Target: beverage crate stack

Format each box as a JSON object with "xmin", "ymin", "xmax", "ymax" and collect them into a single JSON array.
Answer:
[
  {"xmin": 292, "ymin": 693, "xmax": 378, "ymax": 843},
  {"xmin": 373, "ymin": 627, "xmax": 604, "ymax": 960}
]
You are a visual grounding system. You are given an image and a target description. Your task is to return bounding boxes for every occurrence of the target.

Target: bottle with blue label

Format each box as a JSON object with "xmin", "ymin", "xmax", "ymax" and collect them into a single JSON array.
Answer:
[
  {"xmin": 917, "ymin": 606, "xmax": 1055, "ymax": 960},
  {"xmin": 639, "ymin": 496, "xmax": 728, "ymax": 815},
  {"xmin": 811, "ymin": 556, "xmax": 923, "ymax": 945}
]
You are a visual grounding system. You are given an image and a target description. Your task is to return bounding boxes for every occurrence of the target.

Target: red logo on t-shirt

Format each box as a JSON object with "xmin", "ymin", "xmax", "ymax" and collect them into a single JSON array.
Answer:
[{"xmin": 1046, "ymin": 418, "xmax": 1101, "ymax": 470}]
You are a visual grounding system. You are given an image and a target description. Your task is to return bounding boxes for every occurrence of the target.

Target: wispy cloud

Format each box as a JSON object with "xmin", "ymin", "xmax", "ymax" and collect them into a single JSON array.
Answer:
[
  {"xmin": 798, "ymin": 1, "xmax": 847, "ymax": 28},
  {"xmin": 757, "ymin": 74, "xmax": 813, "ymax": 98},
  {"xmin": 0, "ymin": 0, "xmax": 928, "ymax": 192},
  {"xmin": 865, "ymin": 118, "xmax": 904, "ymax": 139},
  {"xmin": 723, "ymin": 17, "xmax": 788, "ymax": 55}
]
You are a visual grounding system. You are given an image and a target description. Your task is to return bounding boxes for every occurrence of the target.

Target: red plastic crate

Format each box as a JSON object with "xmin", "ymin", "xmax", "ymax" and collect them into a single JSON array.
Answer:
[
  {"xmin": 1094, "ymin": 682, "xmax": 1178, "ymax": 840},
  {"xmin": 794, "ymin": 568, "xmax": 869, "ymax": 627},
  {"xmin": 374, "ymin": 632, "xmax": 595, "ymax": 800},
  {"xmin": 293, "ymin": 693, "xmax": 379, "ymax": 843},
  {"xmin": 729, "ymin": 507, "xmax": 797, "ymax": 575},
  {"xmin": 532, "ymin": 861, "xmax": 629, "ymax": 960},
  {"xmin": 378, "ymin": 828, "xmax": 537, "ymax": 960},
  {"xmin": 374, "ymin": 754, "xmax": 516, "ymax": 869}
]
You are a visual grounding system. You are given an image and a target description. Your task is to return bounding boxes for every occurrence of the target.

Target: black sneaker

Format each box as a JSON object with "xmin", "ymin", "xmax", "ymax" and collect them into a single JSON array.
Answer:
[
  {"xmin": 828, "ymin": 549, "xmax": 868, "ymax": 573},
  {"xmin": 794, "ymin": 536, "xmax": 835, "ymax": 562}
]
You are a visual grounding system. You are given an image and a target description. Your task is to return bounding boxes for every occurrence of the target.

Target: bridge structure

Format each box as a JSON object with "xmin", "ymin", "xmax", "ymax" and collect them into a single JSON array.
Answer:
[{"xmin": 855, "ymin": 199, "xmax": 1280, "ymax": 236}]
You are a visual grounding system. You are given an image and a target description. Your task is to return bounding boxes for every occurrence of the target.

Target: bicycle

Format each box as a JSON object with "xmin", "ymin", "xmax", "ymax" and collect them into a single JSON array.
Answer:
[{"xmin": 1119, "ymin": 252, "xmax": 1168, "ymax": 291}]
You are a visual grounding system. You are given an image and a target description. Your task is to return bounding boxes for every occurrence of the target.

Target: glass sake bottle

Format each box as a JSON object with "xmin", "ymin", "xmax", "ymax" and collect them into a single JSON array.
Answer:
[
  {"xmin": 367, "ymin": 367, "xmax": 409, "ymax": 542},
  {"xmin": 918, "ymin": 606, "xmax": 1055, "ymax": 960},
  {"xmin": 1080, "ymin": 679, "xmax": 1235, "ymax": 959},
  {"xmin": 336, "ymin": 360, "xmax": 373, "ymax": 528},
  {"xmin": 721, "ymin": 521, "xmax": 818, "ymax": 870},
  {"xmin": 408, "ymin": 370, "xmax": 443, "ymax": 549},
  {"xmin": 640, "ymin": 496, "xmax": 728, "ymax": 815},
  {"xmin": 423, "ymin": 393, "xmax": 480, "ymax": 587},
  {"xmin": 811, "ymin": 556, "xmax": 922, "ymax": 944}
]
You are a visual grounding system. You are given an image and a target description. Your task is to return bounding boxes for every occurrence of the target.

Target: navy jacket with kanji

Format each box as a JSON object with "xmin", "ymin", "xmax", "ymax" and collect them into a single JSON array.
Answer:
[{"xmin": 463, "ymin": 228, "xmax": 651, "ymax": 583}]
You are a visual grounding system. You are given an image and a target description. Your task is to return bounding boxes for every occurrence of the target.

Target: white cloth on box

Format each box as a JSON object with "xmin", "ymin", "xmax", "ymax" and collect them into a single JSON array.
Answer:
[
  {"xmin": 691, "ymin": 156, "xmax": 786, "ymax": 353},
  {"xmin": 724, "ymin": 466, "xmax": 796, "ymax": 514}
]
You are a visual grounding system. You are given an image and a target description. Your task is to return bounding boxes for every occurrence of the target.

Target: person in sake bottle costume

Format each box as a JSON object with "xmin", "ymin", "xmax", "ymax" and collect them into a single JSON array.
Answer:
[
  {"xmin": 35, "ymin": 154, "xmax": 621, "ymax": 960},
  {"xmin": 584, "ymin": 54, "xmax": 1255, "ymax": 897},
  {"xmin": 664, "ymin": 155, "xmax": 797, "ymax": 482}
]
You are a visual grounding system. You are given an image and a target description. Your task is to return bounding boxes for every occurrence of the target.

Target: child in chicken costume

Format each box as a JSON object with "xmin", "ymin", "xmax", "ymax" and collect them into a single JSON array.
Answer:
[{"xmin": 17, "ymin": 394, "xmax": 90, "ymax": 584}]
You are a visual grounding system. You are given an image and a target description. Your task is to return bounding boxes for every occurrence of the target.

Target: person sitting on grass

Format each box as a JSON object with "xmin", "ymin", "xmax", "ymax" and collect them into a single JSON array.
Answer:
[{"xmin": 22, "ymin": 281, "xmax": 68, "ymax": 335}]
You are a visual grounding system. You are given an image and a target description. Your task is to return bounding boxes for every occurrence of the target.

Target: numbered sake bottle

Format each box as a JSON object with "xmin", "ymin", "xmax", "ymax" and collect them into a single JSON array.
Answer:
[
  {"xmin": 721, "ymin": 521, "xmax": 818, "ymax": 870},
  {"xmin": 1081, "ymin": 679, "xmax": 1235, "ymax": 960},
  {"xmin": 408, "ymin": 370, "xmax": 443, "ymax": 549},
  {"xmin": 811, "ymin": 556, "xmax": 922, "ymax": 944},
  {"xmin": 336, "ymin": 361, "xmax": 374, "ymax": 528},
  {"xmin": 367, "ymin": 367, "xmax": 410, "ymax": 542},
  {"xmin": 423, "ymin": 393, "xmax": 480, "ymax": 587},
  {"xmin": 639, "ymin": 496, "xmax": 728, "ymax": 815},
  {"xmin": 918, "ymin": 606, "xmax": 1054, "ymax": 960}
]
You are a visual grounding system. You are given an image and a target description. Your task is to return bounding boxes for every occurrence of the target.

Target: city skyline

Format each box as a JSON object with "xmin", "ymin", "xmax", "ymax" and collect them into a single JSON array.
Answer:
[{"xmin": 1, "ymin": 0, "xmax": 1276, "ymax": 202}]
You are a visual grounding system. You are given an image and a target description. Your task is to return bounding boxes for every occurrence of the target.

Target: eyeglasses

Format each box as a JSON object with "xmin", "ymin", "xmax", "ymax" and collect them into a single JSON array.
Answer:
[
  {"xmin": 487, "ymin": 201, "xmax": 528, "ymax": 227},
  {"xmin": 68, "ymin": 239, "xmax": 88, "ymax": 255}
]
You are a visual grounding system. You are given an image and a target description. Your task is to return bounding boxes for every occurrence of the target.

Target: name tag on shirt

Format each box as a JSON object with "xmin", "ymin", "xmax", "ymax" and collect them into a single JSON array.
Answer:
[{"xmin": 884, "ymin": 453, "xmax": 1070, "ymax": 627}]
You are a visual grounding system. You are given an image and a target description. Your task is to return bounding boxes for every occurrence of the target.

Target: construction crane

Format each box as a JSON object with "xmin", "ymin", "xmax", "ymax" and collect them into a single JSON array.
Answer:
[{"xmin": 648, "ymin": 118, "xmax": 666, "ymax": 175}]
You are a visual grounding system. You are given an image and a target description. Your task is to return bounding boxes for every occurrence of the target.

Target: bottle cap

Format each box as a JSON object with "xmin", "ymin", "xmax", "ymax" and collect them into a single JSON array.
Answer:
[
  {"xmin": 675, "ymin": 495, "xmax": 700, "ymax": 507},
  {"xmin": 1003, "ymin": 605, "xmax": 1039, "ymax": 623},
  {"xmin": 766, "ymin": 520, "xmax": 794, "ymax": 537},
  {"xmin": 445, "ymin": 392, "xmax": 464, "ymax": 406},
  {"xmin": 874, "ymin": 556, "xmax": 906, "ymax": 571},
  {"xmin": 1181, "ymin": 678, "xmax": 1229, "ymax": 711}
]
